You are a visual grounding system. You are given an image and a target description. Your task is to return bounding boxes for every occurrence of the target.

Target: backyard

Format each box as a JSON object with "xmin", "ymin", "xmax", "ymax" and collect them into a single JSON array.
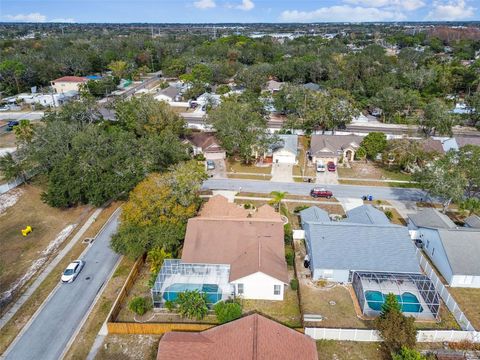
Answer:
[
  {"xmin": 449, "ymin": 287, "xmax": 480, "ymax": 331},
  {"xmin": 95, "ymin": 334, "xmax": 160, "ymax": 360}
]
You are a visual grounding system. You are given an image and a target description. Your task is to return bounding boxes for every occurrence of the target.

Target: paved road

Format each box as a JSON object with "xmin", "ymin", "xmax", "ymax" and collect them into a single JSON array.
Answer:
[
  {"xmin": 3, "ymin": 211, "xmax": 121, "ymax": 360},
  {"xmin": 203, "ymin": 178, "xmax": 429, "ymax": 201}
]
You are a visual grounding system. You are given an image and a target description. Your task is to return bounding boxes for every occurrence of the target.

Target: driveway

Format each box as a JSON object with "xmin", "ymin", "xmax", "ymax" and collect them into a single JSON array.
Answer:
[
  {"xmin": 316, "ymin": 170, "xmax": 338, "ymax": 185},
  {"xmin": 271, "ymin": 163, "xmax": 293, "ymax": 182},
  {"xmin": 203, "ymin": 178, "xmax": 428, "ymax": 202},
  {"xmin": 208, "ymin": 159, "xmax": 226, "ymax": 179},
  {"xmin": 3, "ymin": 211, "xmax": 121, "ymax": 360}
]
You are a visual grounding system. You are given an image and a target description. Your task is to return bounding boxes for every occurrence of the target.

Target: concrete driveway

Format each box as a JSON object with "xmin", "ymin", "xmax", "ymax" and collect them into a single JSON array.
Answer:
[
  {"xmin": 207, "ymin": 159, "xmax": 227, "ymax": 179},
  {"xmin": 316, "ymin": 170, "xmax": 338, "ymax": 185},
  {"xmin": 3, "ymin": 211, "xmax": 121, "ymax": 360},
  {"xmin": 271, "ymin": 163, "xmax": 293, "ymax": 182}
]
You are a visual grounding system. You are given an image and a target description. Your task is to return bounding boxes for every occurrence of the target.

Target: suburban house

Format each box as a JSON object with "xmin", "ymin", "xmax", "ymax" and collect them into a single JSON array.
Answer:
[
  {"xmin": 465, "ymin": 214, "xmax": 480, "ymax": 229},
  {"xmin": 50, "ymin": 76, "xmax": 88, "ymax": 93},
  {"xmin": 256, "ymin": 134, "xmax": 298, "ymax": 164},
  {"xmin": 156, "ymin": 314, "xmax": 318, "ymax": 360},
  {"xmin": 265, "ymin": 79, "xmax": 284, "ymax": 93},
  {"xmin": 184, "ymin": 132, "xmax": 226, "ymax": 160},
  {"xmin": 152, "ymin": 196, "xmax": 289, "ymax": 307},
  {"xmin": 301, "ymin": 205, "xmax": 440, "ymax": 320},
  {"xmin": 155, "ymin": 86, "xmax": 181, "ymax": 103},
  {"xmin": 309, "ymin": 134, "xmax": 363, "ymax": 165},
  {"xmin": 408, "ymin": 208, "xmax": 480, "ymax": 288}
]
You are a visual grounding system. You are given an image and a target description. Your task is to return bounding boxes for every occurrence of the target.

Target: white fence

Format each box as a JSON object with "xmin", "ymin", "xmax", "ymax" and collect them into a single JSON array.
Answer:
[
  {"xmin": 0, "ymin": 176, "xmax": 24, "ymax": 194},
  {"xmin": 415, "ymin": 249, "xmax": 475, "ymax": 331},
  {"xmin": 305, "ymin": 328, "xmax": 480, "ymax": 343}
]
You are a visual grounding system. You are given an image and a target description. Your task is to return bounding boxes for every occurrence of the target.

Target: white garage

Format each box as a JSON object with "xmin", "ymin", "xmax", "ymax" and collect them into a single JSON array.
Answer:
[
  {"xmin": 205, "ymin": 151, "xmax": 226, "ymax": 160},
  {"xmin": 271, "ymin": 135, "xmax": 298, "ymax": 165},
  {"xmin": 273, "ymin": 150, "xmax": 296, "ymax": 164}
]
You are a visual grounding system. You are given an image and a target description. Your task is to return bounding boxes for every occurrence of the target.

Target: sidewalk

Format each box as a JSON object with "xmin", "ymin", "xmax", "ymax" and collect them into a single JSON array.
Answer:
[{"xmin": 0, "ymin": 207, "xmax": 103, "ymax": 329}]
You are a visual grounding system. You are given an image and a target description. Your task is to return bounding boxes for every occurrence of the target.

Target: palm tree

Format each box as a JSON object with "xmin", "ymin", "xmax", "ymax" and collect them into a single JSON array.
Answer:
[
  {"xmin": 13, "ymin": 119, "xmax": 35, "ymax": 144},
  {"xmin": 146, "ymin": 247, "xmax": 172, "ymax": 273},
  {"xmin": 269, "ymin": 191, "xmax": 287, "ymax": 213}
]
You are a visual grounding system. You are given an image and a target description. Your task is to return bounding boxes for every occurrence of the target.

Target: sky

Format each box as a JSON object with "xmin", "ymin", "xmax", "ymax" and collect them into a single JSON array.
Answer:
[{"xmin": 1, "ymin": 0, "xmax": 479, "ymax": 23}]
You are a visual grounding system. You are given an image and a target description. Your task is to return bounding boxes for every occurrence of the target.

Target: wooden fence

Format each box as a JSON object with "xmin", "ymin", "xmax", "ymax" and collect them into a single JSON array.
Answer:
[{"xmin": 107, "ymin": 322, "xmax": 215, "ymax": 335}]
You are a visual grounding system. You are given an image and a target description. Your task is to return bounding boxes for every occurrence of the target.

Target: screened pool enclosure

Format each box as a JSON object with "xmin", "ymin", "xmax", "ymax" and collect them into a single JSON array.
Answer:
[
  {"xmin": 151, "ymin": 259, "xmax": 234, "ymax": 308},
  {"xmin": 352, "ymin": 271, "xmax": 440, "ymax": 320}
]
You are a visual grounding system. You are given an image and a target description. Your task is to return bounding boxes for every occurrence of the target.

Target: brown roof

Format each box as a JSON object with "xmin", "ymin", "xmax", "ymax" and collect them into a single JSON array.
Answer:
[
  {"xmin": 52, "ymin": 76, "xmax": 88, "ymax": 83},
  {"xmin": 186, "ymin": 132, "xmax": 224, "ymax": 153},
  {"xmin": 421, "ymin": 138, "xmax": 445, "ymax": 154},
  {"xmin": 310, "ymin": 134, "xmax": 363, "ymax": 157},
  {"xmin": 182, "ymin": 196, "xmax": 288, "ymax": 283},
  {"xmin": 455, "ymin": 136, "xmax": 480, "ymax": 148},
  {"xmin": 157, "ymin": 314, "xmax": 318, "ymax": 360}
]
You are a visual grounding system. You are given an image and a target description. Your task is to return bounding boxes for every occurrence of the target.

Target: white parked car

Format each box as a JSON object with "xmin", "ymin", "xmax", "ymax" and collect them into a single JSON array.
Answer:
[
  {"xmin": 316, "ymin": 162, "xmax": 326, "ymax": 172},
  {"xmin": 61, "ymin": 260, "xmax": 85, "ymax": 283}
]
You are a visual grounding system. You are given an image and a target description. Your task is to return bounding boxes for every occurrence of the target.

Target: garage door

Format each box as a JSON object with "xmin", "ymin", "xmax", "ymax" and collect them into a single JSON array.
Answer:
[
  {"xmin": 205, "ymin": 152, "xmax": 226, "ymax": 160},
  {"xmin": 273, "ymin": 154, "xmax": 295, "ymax": 164}
]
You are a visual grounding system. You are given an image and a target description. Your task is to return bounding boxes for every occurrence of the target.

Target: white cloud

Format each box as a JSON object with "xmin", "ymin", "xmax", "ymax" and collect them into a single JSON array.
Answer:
[
  {"xmin": 50, "ymin": 18, "xmax": 75, "ymax": 23},
  {"xmin": 426, "ymin": 0, "xmax": 476, "ymax": 20},
  {"xmin": 343, "ymin": 0, "xmax": 425, "ymax": 11},
  {"xmin": 4, "ymin": 13, "xmax": 47, "ymax": 22},
  {"xmin": 236, "ymin": 0, "xmax": 255, "ymax": 10},
  {"xmin": 193, "ymin": 0, "xmax": 216, "ymax": 9},
  {"xmin": 280, "ymin": 5, "xmax": 404, "ymax": 22}
]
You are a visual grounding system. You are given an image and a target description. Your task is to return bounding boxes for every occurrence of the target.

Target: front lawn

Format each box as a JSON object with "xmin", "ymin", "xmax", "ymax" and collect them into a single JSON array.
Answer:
[
  {"xmin": 337, "ymin": 161, "xmax": 412, "ymax": 182},
  {"xmin": 226, "ymin": 158, "xmax": 271, "ymax": 174}
]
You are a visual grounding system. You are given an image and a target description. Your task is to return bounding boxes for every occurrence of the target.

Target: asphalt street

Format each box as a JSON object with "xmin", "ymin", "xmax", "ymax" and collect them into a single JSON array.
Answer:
[
  {"xmin": 203, "ymin": 178, "xmax": 429, "ymax": 202},
  {"xmin": 3, "ymin": 211, "xmax": 121, "ymax": 360}
]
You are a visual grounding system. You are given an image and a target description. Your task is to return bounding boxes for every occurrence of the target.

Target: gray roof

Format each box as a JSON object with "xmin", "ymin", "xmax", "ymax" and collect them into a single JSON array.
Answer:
[
  {"xmin": 464, "ymin": 215, "xmax": 480, "ymax": 229},
  {"xmin": 303, "ymin": 222, "xmax": 421, "ymax": 274},
  {"xmin": 437, "ymin": 229, "xmax": 480, "ymax": 275},
  {"xmin": 158, "ymin": 86, "xmax": 179, "ymax": 99},
  {"xmin": 303, "ymin": 82, "xmax": 321, "ymax": 91},
  {"xmin": 310, "ymin": 135, "xmax": 363, "ymax": 157},
  {"xmin": 345, "ymin": 205, "xmax": 390, "ymax": 225},
  {"xmin": 300, "ymin": 206, "xmax": 330, "ymax": 224},
  {"xmin": 408, "ymin": 208, "xmax": 456, "ymax": 229},
  {"xmin": 271, "ymin": 135, "xmax": 298, "ymax": 155}
]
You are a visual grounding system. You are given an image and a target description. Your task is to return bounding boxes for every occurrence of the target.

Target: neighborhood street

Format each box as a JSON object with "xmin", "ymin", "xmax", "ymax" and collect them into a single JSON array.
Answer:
[
  {"xmin": 203, "ymin": 178, "xmax": 429, "ymax": 201},
  {"xmin": 3, "ymin": 211, "xmax": 121, "ymax": 360}
]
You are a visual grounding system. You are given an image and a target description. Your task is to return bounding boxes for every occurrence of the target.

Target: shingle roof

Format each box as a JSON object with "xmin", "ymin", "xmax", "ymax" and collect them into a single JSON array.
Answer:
[
  {"xmin": 408, "ymin": 208, "xmax": 456, "ymax": 229},
  {"xmin": 157, "ymin": 314, "xmax": 318, "ymax": 360},
  {"xmin": 303, "ymin": 222, "xmax": 421, "ymax": 274},
  {"xmin": 186, "ymin": 132, "xmax": 224, "ymax": 153},
  {"xmin": 270, "ymin": 134, "xmax": 298, "ymax": 155},
  {"xmin": 345, "ymin": 205, "xmax": 390, "ymax": 225},
  {"xmin": 421, "ymin": 138, "xmax": 445, "ymax": 154},
  {"xmin": 52, "ymin": 76, "xmax": 88, "ymax": 83},
  {"xmin": 310, "ymin": 135, "xmax": 363, "ymax": 157},
  {"xmin": 437, "ymin": 229, "xmax": 480, "ymax": 275},
  {"xmin": 464, "ymin": 214, "xmax": 480, "ymax": 229},
  {"xmin": 455, "ymin": 136, "xmax": 480, "ymax": 148},
  {"xmin": 300, "ymin": 206, "xmax": 331, "ymax": 223},
  {"xmin": 303, "ymin": 82, "xmax": 321, "ymax": 91},
  {"xmin": 157, "ymin": 85, "xmax": 180, "ymax": 99},
  {"xmin": 182, "ymin": 196, "xmax": 288, "ymax": 283}
]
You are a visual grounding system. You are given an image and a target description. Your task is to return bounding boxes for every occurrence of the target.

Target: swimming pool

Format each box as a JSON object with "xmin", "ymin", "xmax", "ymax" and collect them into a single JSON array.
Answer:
[
  {"xmin": 163, "ymin": 283, "xmax": 222, "ymax": 304},
  {"xmin": 365, "ymin": 291, "xmax": 423, "ymax": 313}
]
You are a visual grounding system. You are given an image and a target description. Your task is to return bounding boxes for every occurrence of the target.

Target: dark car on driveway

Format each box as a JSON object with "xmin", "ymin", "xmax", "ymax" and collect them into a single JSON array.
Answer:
[
  {"xmin": 327, "ymin": 161, "xmax": 336, "ymax": 172},
  {"xmin": 6, "ymin": 120, "xmax": 19, "ymax": 131},
  {"xmin": 310, "ymin": 187, "xmax": 333, "ymax": 199}
]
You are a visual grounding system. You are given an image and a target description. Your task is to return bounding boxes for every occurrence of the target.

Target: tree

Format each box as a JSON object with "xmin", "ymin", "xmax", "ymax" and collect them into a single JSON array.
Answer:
[
  {"xmin": 326, "ymin": 89, "xmax": 358, "ymax": 133},
  {"xmin": 383, "ymin": 139, "xmax": 434, "ymax": 172},
  {"xmin": 459, "ymin": 197, "xmax": 480, "ymax": 216},
  {"xmin": 108, "ymin": 60, "xmax": 129, "ymax": 79},
  {"xmin": 115, "ymin": 95, "xmax": 185, "ymax": 137},
  {"xmin": 111, "ymin": 161, "xmax": 207, "ymax": 258},
  {"xmin": 375, "ymin": 294, "xmax": 417, "ymax": 355},
  {"xmin": 420, "ymin": 99, "xmax": 455, "ymax": 136},
  {"xmin": 213, "ymin": 300, "xmax": 242, "ymax": 324},
  {"xmin": 175, "ymin": 290, "xmax": 208, "ymax": 320},
  {"xmin": 0, "ymin": 153, "xmax": 24, "ymax": 182},
  {"xmin": 269, "ymin": 191, "xmax": 287, "ymax": 213},
  {"xmin": 129, "ymin": 296, "xmax": 151, "ymax": 316},
  {"xmin": 14, "ymin": 120, "xmax": 35, "ymax": 144},
  {"xmin": 0, "ymin": 59, "xmax": 26, "ymax": 94},
  {"xmin": 361, "ymin": 132, "xmax": 387, "ymax": 160},
  {"xmin": 146, "ymin": 247, "xmax": 173, "ymax": 273},
  {"xmin": 392, "ymin": 346, "xmax": 427, "ymax": 360},
  {"xmin": 208, "ymin": 101, "xmax": 272, "ymax": 164}
]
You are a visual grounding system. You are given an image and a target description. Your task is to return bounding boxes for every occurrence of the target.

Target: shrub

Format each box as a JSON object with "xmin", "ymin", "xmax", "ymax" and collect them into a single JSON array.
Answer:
[
  {"xmin": 164, "ymin": 300, "xmax": 176, "ymax": 312},
  {"xmin": 244, "ymin": 203, "xmax": 251, "ymax": 209},
  {"xmin": 195, "ymin": 153, "xmax": 206, "ymax": 161},
  {"xmin": 392, "ymin": 346, "xmax": 427, "ymax": 360},
  {"xmin": 285, "ymin": 248, "xmax": 294, "ymax": 266},
  {"xmin": 355, "ymin": 146, "xmax": 367, "ymax": 160},
  {"xmin": 384, "ymin": 210, "xmax": 394, "ymax": 220},
  {"xmin": 293, "ymin": 205, "xmax": 309, "ymax": 213},
  {"xmin": 290, "ymin": 278, "xmax": 299, "ymax": 290},
  {"xmin": 175, "ymin": 290, "xmax": 209, "ymax": 320},
  {"xmin": 213, "ymin": 300, "xmax": 242, "ymax": 324},
  {"xmin": 284, "ymin": 223, "xmax": 293, "ymax": 245},
  {"xmin": 129, "ymin": 296, "xmax": 151, "ymax": 316}
]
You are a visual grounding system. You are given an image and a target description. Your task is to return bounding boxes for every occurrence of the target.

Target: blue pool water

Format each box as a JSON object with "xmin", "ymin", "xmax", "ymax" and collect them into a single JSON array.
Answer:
[
  {"xmin": 163, "ymin": 283, "xmax": 221, "ymax": 304},
  {"xmin": 365, "ymin": 291, "xmax": 423, "ymax": 313}
]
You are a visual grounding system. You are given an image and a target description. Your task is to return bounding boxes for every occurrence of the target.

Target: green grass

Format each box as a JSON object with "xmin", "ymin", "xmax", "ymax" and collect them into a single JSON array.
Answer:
[
  {"xmin": 449, "ymin": 287, "xmax": 480, "ymax": 331},
  {"xmin": 226, "ymin": 158, "xmax": 271, "ymax": 174},
  {"xmin": 316, "ymin": 340, "xmax": 383, "ymax": 360}
]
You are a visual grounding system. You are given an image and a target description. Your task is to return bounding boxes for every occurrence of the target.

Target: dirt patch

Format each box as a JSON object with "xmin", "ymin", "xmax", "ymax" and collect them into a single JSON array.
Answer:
[
  {"xmin": 317, "ymin": 340, "xmax": 383, "ymax": 360},
  {"xmin": 95, "ymin": 334, "xmax": 160, "ymax": 360},
  {"xmin": 0, "ymin": 188, "xmax": 23, "ymax": 214},
  {"xmin": 0, "ymin": 184, "xmax": 91, "ymax": 309},
  {"xmin": 0, "ymin": 132, "xmax": 16, "ymax": 148}
]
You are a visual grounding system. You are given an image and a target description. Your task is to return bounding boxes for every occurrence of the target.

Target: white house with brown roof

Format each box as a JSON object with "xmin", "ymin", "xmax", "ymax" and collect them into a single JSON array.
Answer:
[
  {"xmin": 309, "ymin": 134, "xmax": 363, "ymax": 165},
  {"xmin": 152, "ymin": 195, "xmax": 289, "ymax": 305},
  {"xmin": 50, "ymin": 76, "xmax": 88, "ymax": 93}
]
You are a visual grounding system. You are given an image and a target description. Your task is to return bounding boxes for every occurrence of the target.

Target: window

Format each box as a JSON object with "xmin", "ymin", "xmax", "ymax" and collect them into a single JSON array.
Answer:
[
  {"xmin": 274, "ymin": 285, "xmax": 281, "ymax": 295},
  {"xmin": 237, "ymin": 283, "xmax": 244, "ymax": 295}
]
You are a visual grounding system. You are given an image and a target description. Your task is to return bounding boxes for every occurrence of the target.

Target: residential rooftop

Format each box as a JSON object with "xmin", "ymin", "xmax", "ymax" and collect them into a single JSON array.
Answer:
[
  {"xmin": 408, "ymin": 208, "xmax": 456, "ymax": 229},
  {"xmin": 344, "ymin": 204, "xmax": 390, "ymax": 225},
  {"xmin": 437, "ymin": 228, "xmax": 480, "ymax": 276}
]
